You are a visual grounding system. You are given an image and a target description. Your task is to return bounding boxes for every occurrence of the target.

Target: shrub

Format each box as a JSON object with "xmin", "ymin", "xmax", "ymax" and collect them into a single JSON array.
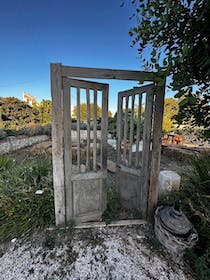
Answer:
[
  {"xmin": 160, "ymin": 153, "xmax": 210, "ymax": 279},
  {"xmin": 0, "ymin": 155, "xmax": 55, "ymax": 242}
]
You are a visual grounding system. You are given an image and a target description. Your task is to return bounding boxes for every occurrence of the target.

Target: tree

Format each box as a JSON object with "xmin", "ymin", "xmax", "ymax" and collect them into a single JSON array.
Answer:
[
  {"xmin": 0, "ymin": 97, "xmax": 39, "ymax": 129},
  {"xmin": 38, "ymin": 100, "xmax": 52, "ymax": 124},
  {"xmin": 162, "ymin": 98, "xmax": 179, "ymax": 132},
  {"xmin": 126, "ymin": 0, "xmax": 210, "ymax": 135},
  {"xmin": 72, "ymin": 103, "xmax": 102, "ymax": 121}
]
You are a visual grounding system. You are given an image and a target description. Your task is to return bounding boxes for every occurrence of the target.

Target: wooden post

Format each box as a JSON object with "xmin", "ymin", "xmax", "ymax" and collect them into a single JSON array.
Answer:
[
  {"xmin": 86, "ymin": 88, "xmax": 91, "ymax": 171},
  {"xmin": 101, "ymin": 86, "xmax": 108, "ymax": 170},
  {"xmin": 123, "ymin": 96, "xmax": 129, "ymax": 164},
  {"xmin": 51, "ymin": 63, "xmax": 66, "ymax": 225},
  {"xmin": 141, "ymin": 89, "xmax": 154, "ymax": 219},
  {"xmin": 63, "ymin": 79, "xmax": 72, "ymax": 222},
  {"xmin": 135, "ymin": 93, "xmax": 142, "ymax": 167},
  {"xmin": 93, "ymin": 90, "xmax": 97, "ymax": 171},
  {"xmin": 77, "ymin": 87, "xmax": 81, "ymax": 171},
  {"xmin": 129, "ymin": 94, "xmax": 135, "ymax": 166},
  {"xmin": 116, "ymin": 94, "xmax": 123, "ymax": 166},
  {"xmin": 148, "ymin": 81, "xmax": 166, "ymax": 220}
]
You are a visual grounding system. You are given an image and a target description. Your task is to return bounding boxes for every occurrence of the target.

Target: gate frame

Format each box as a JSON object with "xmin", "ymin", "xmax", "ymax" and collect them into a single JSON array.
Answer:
[{"xmin": 51, "ymin": 63, "xmax": 165, "ymax": 225}]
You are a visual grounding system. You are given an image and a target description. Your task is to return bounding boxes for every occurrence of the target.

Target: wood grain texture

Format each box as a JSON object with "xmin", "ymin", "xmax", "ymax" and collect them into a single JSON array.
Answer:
[
  {"xmin": 51, "ymin": 63, "xmax": 66, "ymax": 225},
  {"xmin": 141, "ymin": 88, "xmax": 154, "ymax": 219},
  {"xmin": 63, "ymin": 82, "xmax": 73, "ymax": 221},
  {"xmin": 148, "ymin": 82, "xmax": 166, "ymax": 220},
  {"xmin": 135, "ymin": 93, "xmax": 143, "ymax": 167},
  {"xmin": 62, "ymin": 65, "xmax": 155, "ymax": 81}
]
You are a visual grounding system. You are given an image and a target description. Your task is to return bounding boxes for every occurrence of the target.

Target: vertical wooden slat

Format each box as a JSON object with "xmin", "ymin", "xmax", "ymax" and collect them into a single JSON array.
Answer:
[
  {"xmin": 86, "ymin": 88, "xmax": 91, "ymax": 171},
  {"xmin": 148, "ymin": 81, "xmax": 166, "ymax": 220},
  {"xmin": 141, "ymin": 89, "xmax": 154, "ymax": 219},
  {"xmin": 123, "ymin": 96, "xmax": 129, "ymax": 164},
  {"xmin": 93, "ymin": 90, "xmax": 97, "ymax": 171},
  {"xmin": 63, "ymin": 82, "xmax": 72, "ymax": 221},
  {"xmin": 51, "ymin": 63, "xmax": 66, "ymax": 226},
  {"xmin": 116, "ymin": 94, "xmax": 123, "ymax": 166},
  {"xmin": 101, "ymin": 85, "xmax": 108, "ymax": 170},
  {"xmin": 135, "ymin": 93, "xmax": 142, "ymax": 167},
  {"xmin": 128, "ymin": 94, "xmax": 135, "ymax": 166},
  {"xmin": 76, "ymin": 87, "xmax": 81, "ymax": 171}
]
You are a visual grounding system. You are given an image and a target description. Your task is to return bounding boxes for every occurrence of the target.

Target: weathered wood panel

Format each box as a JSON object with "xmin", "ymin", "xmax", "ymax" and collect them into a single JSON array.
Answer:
[
  {"xmin": 116, "ymin": 94, "xmax": 123, "ymax": 166},
  {"xmin": 101, "ymin": 86, "xmax": 108, "ymax": 170},
  {"xmin": 129, "ymin": 94, "xmax": 135, "ymax": 166},
  {"xmin": 148, "ymin": 82, "xmax": 166, "ymax": 220},
  {"xmin": 93, "ymin": 90, "xmax": 97, "ymax": 171},
  {"xmin": 123, "ymin": 96, "xmax": 129, "ymax": 164},
  {"xmin": 62, "ymin": 65, "xmax": 155, "ymax": 81},
  {"xmin": 135, "ymin": 93, "xmax": 143, "ymax": 167},
  {"xmin": 51, "ymin": 63, "xmax": 66, "ymax": 225},
  {"xmin": 76, "ymin": 87, "xmax": 81, "ymax": 171},
  {"xmin": 86, "ymin": 88, "xmax": 91, "ymax": 171},
  {"xmin": 141, "ymin": 89, "xmax": 154, "ymax": 218},
  {"xmin": 63, "ymin": 81, "xmax": 73, "ymax": 221}
]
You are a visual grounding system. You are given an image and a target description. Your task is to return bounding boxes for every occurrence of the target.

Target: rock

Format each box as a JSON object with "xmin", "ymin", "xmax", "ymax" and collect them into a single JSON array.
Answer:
[{"xmin": 158, "ymin": 170, "xmax": 181, "ymax": 197}]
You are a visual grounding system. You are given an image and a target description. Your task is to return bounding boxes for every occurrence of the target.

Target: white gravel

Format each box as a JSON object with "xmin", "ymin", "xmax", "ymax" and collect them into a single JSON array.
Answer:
[{"xmin": 0, "ymin": 225, "xmax": 193, "ymax": 280}]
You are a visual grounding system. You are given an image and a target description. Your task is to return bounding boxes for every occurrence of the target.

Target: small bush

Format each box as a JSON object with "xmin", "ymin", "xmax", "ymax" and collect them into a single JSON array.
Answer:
[
  {"xmin": 160, "ymin": 153, "xmax": 210, "ymax": 279},
  {"xmin": 0, "ymin": 155, "xmax": 54, "ymax": 242},
  {"xmin": 102, "ymin": 187, "xmax": 121, "ymax": 224}
]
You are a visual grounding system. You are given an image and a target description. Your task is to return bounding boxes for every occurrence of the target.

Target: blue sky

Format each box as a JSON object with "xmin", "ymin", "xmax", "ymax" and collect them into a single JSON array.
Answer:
[{"xmin": 0, "ymin": 0, "xmax": 172, "ymax": 113}]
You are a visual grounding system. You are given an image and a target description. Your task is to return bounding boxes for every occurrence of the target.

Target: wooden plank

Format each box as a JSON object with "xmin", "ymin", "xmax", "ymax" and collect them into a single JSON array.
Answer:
[
  {"xmin": 76, "ymin": 87, "xmax": 81, "ymax": 171},
  {"xmin": 123, "ymin": 96, "xmax": 129, "ymax": 164},
  {"xmin": 141, "ymin": 88, "xmax": 154, "ymax": 219},
  {"xmin": 48, "ymin": 219, "xmax": 147, "ymax": 230},
  {"xmin": 135, "ymin": 93, "xmax": 143, "ymax": 167},
  {"xmin": 63, "ymin": 82, "xmax": 73, "ymax": 221},
  {"xmin": 120, "ymin": 164, "xmax": 141, "ymax": 176},
  {"xmin": 129, "ymin": 94, "xmax": 135, "ymax": 166},
  {"xmin": 72, "ymin": 170, "xmax": 107, "ymax": 181},
  {"xmin": 62, "ymin": 65, "xmax": 155, "ymax": 81},
  {"xmin": 119, "ymin": 84, "xmax": 153, "ymax": 96},
  {"xmin": 65, "ymin": 78, "xmax": 108, "ymax": 91},
  {"xmin": 116, "ymin": 94, "xmax": 123, "ymax": 166},
  {"xmin": 93, "ymin": 90, "xmax": 97, "ymax": 171},
  {"xmin": 86, "ymin": 88, "xmax": 91, "ymax": 171},
  {"xmin": 101, "ymin": 85, "xmax": 108, "ymax": 170},
  {"xmin": 50, "ymin": 63, "xmax": 66, "ymax": 225},
  {"xmin": 148, "ymin": 81, "xmax": 166, "ymax": 220},
  {"xmin": 74, "ymin": 219, "xmax": 147, "ymax": 229}
]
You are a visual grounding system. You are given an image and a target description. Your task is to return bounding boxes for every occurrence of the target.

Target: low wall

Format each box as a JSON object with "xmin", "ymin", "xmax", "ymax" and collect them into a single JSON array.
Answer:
[
  {"xmin": 0, "ymin": 130, "xmax": 103, "ymax": 155},
  {"xmin": 0, "ymin": 135, "xmax": 49, "ymax": 155}
]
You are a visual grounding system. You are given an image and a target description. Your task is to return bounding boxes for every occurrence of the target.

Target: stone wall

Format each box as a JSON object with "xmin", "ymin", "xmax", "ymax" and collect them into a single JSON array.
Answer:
[
  {"xmin": 0, "ymin": 130, "xmax": 103, "ymax": 155},
  {"xmin": 0, "ymin": 135, "xmax": 49, "ymax": 155}
]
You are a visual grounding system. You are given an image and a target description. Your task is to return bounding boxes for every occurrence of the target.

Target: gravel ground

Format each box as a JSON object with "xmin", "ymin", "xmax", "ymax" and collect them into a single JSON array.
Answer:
[{"xmin": 0, "ymin": 225, "xmax": 193, "ymax": 280}]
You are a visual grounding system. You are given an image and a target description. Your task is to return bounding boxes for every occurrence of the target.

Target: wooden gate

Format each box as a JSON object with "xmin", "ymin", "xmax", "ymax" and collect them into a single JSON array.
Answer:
[
  {"xmin": 51, "ymin": 63, "xmax": 165, "ymax": 225},
  {"xmin": 116, "ymin": 84, "xmax": 164, "ymax": 219},
  {"xmin": 51, "ymin": 66, "xmax": 108, "ymax": 225}
]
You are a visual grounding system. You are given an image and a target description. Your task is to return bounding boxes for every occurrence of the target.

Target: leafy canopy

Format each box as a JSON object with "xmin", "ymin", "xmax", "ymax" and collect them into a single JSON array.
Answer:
[{"xmin": 125, "ymin": 0, "xmax": 210, "ymax": 132}]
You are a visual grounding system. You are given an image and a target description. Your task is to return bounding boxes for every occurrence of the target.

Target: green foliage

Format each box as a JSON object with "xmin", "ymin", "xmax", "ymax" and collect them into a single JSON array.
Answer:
[
  {"xmin": 0, "ymin": 155, "xmax": 55, "ymax": 242},
  {"xmin": 127, "ymin": 0, "xmax": 210, "ymax": 133},
  {"xmin": 0, "ymin": 97, "xmax": 39, "ymax": 129},
  {"xmin": 108, "ymin": 113, "xmax": 117, "ymax": 137},
  {"xmin": 102, "ymin": 187, "xmax": 121, "ymax": 224},
  {"xmin": 72, "ymin": 103, "xmax": 102, "ymax": 121},
  {"xmin": 160, "ymin": 154, "xmax": 210, "ymax": 279},
  {"xmin": 37, "ymin": 99, "xmax": 52, "ymax": 124},
  {"xmin": 162, "ymin": 98, "xmax": 179, "ymax": 132},
  {"xmin": 0, "ymin": 155, "xmax": 13, "ymax": 172}
]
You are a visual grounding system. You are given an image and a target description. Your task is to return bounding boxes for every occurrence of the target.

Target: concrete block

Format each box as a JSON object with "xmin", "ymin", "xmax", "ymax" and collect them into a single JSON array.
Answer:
[{"xmin": 158, "ymin": 170, "xmax": 181, "ymax": 197}]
